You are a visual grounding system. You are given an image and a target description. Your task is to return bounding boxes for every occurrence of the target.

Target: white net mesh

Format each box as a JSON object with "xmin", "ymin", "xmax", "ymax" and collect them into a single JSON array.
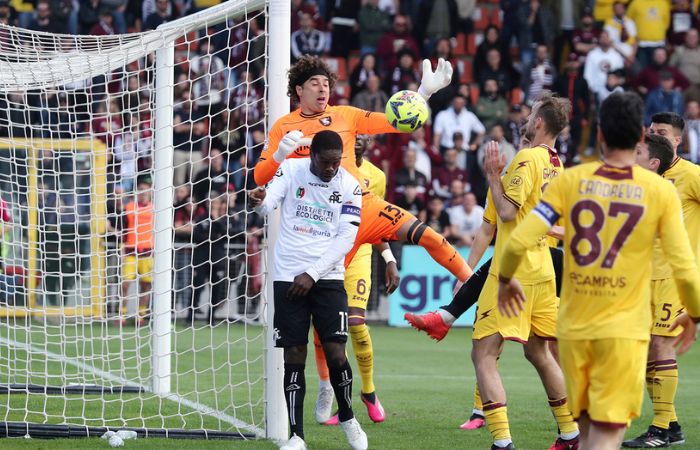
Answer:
[{"xmin": 0, "ymin": 0, "xmax": 269, "ymax": 439}]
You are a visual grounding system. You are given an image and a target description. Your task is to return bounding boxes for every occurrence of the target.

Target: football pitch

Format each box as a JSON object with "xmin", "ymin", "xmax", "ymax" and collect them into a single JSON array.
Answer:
[{"xmin": 1, "ymin": 323, "xmax": 699, "ymax": 449}]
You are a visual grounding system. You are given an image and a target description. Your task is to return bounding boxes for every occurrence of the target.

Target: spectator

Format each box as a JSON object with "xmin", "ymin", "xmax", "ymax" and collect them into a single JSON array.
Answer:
[
  {"xmin": 349, "ymin": 53, "xmax": 380, "ymax": 100},
  {"xmin": 100, "ymin": 0, "xmax": 127, "ymax": 34},
  {"xmin": 583, "ymin": 30, "xmax": 625, "ymax": 99},
  {"xmin": 627, "ymin": 0, "xmax": 670, "ymax": 68},
  {"xmin": 143, "ymin": 0, "xmax": 170, "ymax": 30},
  {"xmin": 78, "ymin": 0, "xmax": 102, "ymax": 34},
  {"xmin": 172, "ymin": 90, "xmax": 207, "ymax": 186},
  {"xmin": 0, "ymin": 1, "xmax": 17, "ymax": 27},
  {"xmin": 191, "ymin": 147, "xmax": 235, "ymax": 207},
  {"xmin": 394, "ymin": 182, "xmax": 425, "ymax": 218},
  {"xmin": 634, "ymin": 47, "xmax": 689, "ymax": 96},
  {"xmin": 555, "ymin": 125, "xmax": 577, "ymax": 166},
  {"xmin": 514, "ymin": 0, "xmax": 556, "ymax": 68},
  {"xmin": 375, "ymin": 14, "xmax": 421, "ymax": 72},
  {"xmin": 142, "ymin": 0, "xmax": 172, "ymax": 23},
  {"xmin": 407, "ymin": 127, "xmax": 442, "ymax": 182},
  {"xmin": 645, "ymin": 71, "xmax": 684, "ymax": 125},
  {"xmin": 477, "ymin": 124, "xmax": 517, "ymax": 175},
  {"xmin": 504, "ymin": 103, "xmax": 526, "ymax": 148},
  {"xmin": 414, "ymin": 0, "xmax": 458, "ymax": 56},
  {"xmin": 666, "ymin": 0, "xmax": 697, "ymax": 47},
  {"xmin": 525, "ymin": 44, "xmax": 557, "ymax": 103},
  {"xmin": 384, "ymin": 48, "xmax": 420, "ymax": 95},
  {"xmin": 120, "ymin": 178, "xmax": 154, "ymax": 325},
  {"xmin": 597, "ymin": 68, "xmax": 626, "ymax": 105},
  {"xmin": 685, "ymin": 100, "xmax": 700, "ymax": 163},
  {"xmin": 446, "ymin": 178, "xmax": 466, "ymax": 208},
  {"xmin": 190, "ymin": 39, "xmax": 226, "ymax": 112},
  {"xmin": 290, "ymin": 11, "xmax": 326, "ymax": 62},
  {"xmin": 420, "ymin": 196, "xmax": 453, "ymax": 240},
  {"xmin": 603, "ymin": 1, "xmax": 637, "ymax": 63},
  {"xmin": 327, "ymin": 0, "xmax": 361, "ymax": 59},
  {"xmin": 427, "ymin": 37, "xmax": 460, "ymax": 114},
  {"xmin": 447, "ymin": 192, "xmax": 483, "ymax": 247},
  {"xmin": 291, "ymin": 0, "xmax": 326, "ymax": 33},
  {"xmin": 90, "ymin": 8, "xmax": 115, "ymax": 35},
  {"xmin": 670, "ymin": 28, "xmax": 700, "ymax": 85},
  {"xmin": 478, "ymin": 48, "xmax": 513, "ymax": 94},
  {"xmin": 191, "ymin": 194, "xmax": 233, "ymax": 325},
  {"xmin": 475, "ymin": 78, "xmax": 509, "ymax": 130},
  {"xmin": 556, "ymin": 52, "xmax": 589, "ymax": 164},
  {"xmin": 351, "ymin": 73, "xmax": 388, "ymax": 113},
  {"xmin": 357, "ymin": 0, "xmax": 391, "ymax": 55},
  {"xmin": 113, "ymin": 119, "xmax": 149, "ymax": 192},
  {"xmin": 228, "ymin": 70, "xmax": 265, "ymax": 125},
  {"xmin": 572, "ymin": 8, "xmax": 599, "ymax": 59},
  {"xmin": 173, "ymin": 185, "xmax": 194, "ymax": 241},
  {"xmin": 432, "ymin": 94, "xmax": 485, "ymax": 152},
  {"xmin": 393, "ymin": 148, "xmax": 429, "ymax": 203},
  {"xmin": 475, "ymin": 25, "xmax": 509, "ymax": 84},
  {"xmin": 28, "ymin": 0, "xmax": 65, "ymax": 33},
  {"xmin": 432, "ymin": 147, "xmax": 469, "ymax": 199}
]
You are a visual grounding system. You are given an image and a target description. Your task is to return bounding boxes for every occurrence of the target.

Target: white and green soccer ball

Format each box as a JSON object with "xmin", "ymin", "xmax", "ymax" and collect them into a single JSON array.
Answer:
[{"xmin": 385, "ymin": 90, "xmax": 429, "ymax": 133}]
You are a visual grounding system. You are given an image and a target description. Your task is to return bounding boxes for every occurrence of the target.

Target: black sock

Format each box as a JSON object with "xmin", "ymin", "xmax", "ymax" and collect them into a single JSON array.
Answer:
[
  {"xmin": 670, "ymin": 421, "xmax": 681, "ymax": 431},
  {"xmin": 284, "ymin": 363, "xmax": 305, "ymax": 439},
  {"xmin": 329, "ymin": 359, "xmax": 354, "ymax": 423},
  {"xmin": 441, "ymin": 258, "xmax": 492, "ymax": 318}
]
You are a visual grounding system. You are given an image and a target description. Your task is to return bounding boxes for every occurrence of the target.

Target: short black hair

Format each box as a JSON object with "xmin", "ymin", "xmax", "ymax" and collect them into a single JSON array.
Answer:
[
  {"xmin": 651, "ymin": 112, "xmax": 685, "ymax": 134},
  {"xmin": 599, "ymin": 92, "xmax": 644, "ymax": 150},
  {"xmin": 311, "ymin": 130, "xmax": 343, "ymax": 155},
  {"xmin": 644, "ymin": 133, "xmax": 675, "ymax": 174}
]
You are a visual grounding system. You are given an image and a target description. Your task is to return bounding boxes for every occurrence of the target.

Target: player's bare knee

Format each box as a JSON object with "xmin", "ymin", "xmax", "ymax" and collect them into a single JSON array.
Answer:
[
  {"xmin": 523, "ymin": 341, "xmax": 549, "ymax": 367},
  {"xmin": 650, "ymin": 335, "xmax": 676, "ymax": 359},
  {"xmin": 284, "ymin": 345, "xmax": 307, "ymax": 365}
]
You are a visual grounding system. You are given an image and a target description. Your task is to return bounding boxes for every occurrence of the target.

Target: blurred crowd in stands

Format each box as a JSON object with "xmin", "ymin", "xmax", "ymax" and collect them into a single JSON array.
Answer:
[{"xmin": 0, "ymin": 0, "xmax": 699, "ymax": 260}]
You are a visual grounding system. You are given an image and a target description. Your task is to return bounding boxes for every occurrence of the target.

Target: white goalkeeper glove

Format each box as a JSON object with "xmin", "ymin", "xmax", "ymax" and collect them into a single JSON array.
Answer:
[
  {"xmin": 273, "ymin": 130, "xmax": 305, "ymax": 163},
  {"xmin": 417, "ymin": 58, "xmax": 453, "ymax": 101}
]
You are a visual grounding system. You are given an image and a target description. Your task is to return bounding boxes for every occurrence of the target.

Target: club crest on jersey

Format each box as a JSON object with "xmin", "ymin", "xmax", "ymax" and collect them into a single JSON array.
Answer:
[
  {"xmin": 329, "ymin": 191, "xmax": 342, "ymax": 203},
  {"xmin": 319, "ymin": 116, "xmax": 332, "ymax": 126},
  {"xmin": 294, "ymin": 146, "xmax": 310, "ymax": 156},
  {"xmin": 296, "ymin": 187, "xmax": 305, "ymax": 198},
  {"xmin": 510, "ymin": 175, "xmax": 523, "ymax": 186}
]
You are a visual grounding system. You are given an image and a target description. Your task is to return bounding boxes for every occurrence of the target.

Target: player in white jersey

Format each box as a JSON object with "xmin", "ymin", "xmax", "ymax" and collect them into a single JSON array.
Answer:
[{"xmin": 249, "ymin": 130, "xmax": 367, "ymax": 450}]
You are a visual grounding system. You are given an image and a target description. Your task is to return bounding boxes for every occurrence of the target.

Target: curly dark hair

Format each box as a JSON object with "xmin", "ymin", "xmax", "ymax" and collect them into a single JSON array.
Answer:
[{"xmin": 287, "ymin": 55, "xmax": 338, "ymax": 103}]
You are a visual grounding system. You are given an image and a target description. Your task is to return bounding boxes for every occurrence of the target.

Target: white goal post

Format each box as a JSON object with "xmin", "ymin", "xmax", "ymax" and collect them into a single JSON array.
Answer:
[{"xmin": 0, "ymin": 0, "xmax": 288, "ymax": 441}]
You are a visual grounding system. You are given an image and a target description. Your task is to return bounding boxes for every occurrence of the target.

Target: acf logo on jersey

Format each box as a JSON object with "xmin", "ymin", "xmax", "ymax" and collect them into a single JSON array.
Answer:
[
  {"xmin": 296, "ymin": 187, "xmax": 305, "ymax": 198},
  {"xmin": 319, "ymin": 117, "xmax": 332, "ymax": 126}
]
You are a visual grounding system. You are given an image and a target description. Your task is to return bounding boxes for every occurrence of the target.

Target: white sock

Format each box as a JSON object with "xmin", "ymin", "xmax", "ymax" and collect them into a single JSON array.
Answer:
[
  {"xmin": 437, "ymin": 309, "xmax": 456, "ymax": 325},
  {"xmin": 560, "ymin": 430, "xmax": 579, "ymax": 440},
  {"xmin": 472, "ymin": 408, "xmax": 484, "ymax": 416},
  {"xmin": 494, "ymin": 438, "xmax": 513, "ymax": 448},
  {"xmin": 319, "ymin": 379, "xmax": 331, "ymax": 390}
]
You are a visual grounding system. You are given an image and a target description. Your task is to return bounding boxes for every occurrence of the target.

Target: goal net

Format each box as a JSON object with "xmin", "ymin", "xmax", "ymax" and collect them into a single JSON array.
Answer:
[{"xmin": 0, "ymin": 0, "xmax": 286, "ymax": 440}]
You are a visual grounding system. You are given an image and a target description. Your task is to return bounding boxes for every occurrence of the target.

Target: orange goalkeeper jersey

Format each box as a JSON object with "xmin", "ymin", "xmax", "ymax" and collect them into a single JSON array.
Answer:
[{"xmin": 254, "ymin": 105, "xmax": 398, "ymax": 188}]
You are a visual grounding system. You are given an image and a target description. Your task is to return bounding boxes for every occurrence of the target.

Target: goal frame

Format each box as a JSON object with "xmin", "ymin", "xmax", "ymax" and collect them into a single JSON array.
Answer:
[{"xmin": 0, "ymin": 0, "xmax": 289, "ymax": 441}]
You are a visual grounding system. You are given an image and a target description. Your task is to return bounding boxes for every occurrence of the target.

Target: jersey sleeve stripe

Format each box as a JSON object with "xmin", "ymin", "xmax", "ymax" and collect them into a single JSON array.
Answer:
[
  {"xmin": 503, "ymin": 193, "xmax": 522, "ymax": 209},
  {"xmin": 533, "ymin": 200, "xmax": 560, "ymax": 227}
]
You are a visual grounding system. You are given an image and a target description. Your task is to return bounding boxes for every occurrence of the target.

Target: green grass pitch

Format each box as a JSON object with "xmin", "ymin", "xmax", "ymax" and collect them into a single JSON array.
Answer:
[{"xmin": 1, "ymin": 323, "xmax": 698, "ymax": 449}]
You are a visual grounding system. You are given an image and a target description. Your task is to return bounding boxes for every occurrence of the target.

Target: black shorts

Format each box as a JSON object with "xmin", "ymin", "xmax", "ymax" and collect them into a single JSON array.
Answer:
[{"xmin": 273, "ymin": 280, "xmax": 349, "ymax": 348}]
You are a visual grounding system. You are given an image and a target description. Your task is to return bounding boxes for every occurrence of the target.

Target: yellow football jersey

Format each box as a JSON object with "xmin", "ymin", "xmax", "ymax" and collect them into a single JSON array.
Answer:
[
  {"xmin": 486, "ymin": 145, "xmax": 562, "ymax": 283},
  {"xmin": 652, "ymin": 157, "xmax": 700, "ymax": 280},
  {"xmin": 353, "ymin": 159, "xmax": 387, "ymax": 262},
  {"xmin": 500, "ymin": 161, "xmax": 700, "ymax": 340}
]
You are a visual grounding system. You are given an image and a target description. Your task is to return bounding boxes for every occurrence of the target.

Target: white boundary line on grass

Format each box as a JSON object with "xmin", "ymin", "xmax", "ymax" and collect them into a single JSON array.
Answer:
[{"xmin": 0, "ymin": 334, "xmax": 265, "ymax": 438}]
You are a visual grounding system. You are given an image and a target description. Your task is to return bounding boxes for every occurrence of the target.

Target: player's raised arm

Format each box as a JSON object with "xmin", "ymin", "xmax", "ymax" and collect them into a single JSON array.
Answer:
[
  {"xmin": 484, "ymin": 141, "xmax": 524, "ymax": 222},
  {"xmin": 253, "ymin": 124, "xmax": 304, "ymax": 186}
]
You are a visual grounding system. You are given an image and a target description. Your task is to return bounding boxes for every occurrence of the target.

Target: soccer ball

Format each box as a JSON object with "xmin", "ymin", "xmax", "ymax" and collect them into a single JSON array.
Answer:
[{"xmin": 385, "ymin": 90, "xmax": 429, "ymax": 133}]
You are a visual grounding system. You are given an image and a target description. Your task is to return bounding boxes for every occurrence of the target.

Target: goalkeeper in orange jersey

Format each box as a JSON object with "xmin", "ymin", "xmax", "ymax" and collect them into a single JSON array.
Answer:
[
  {"xmin": 254, "ymin": 55, "xmax": 471, "ymax": 282},
  {"xmin": 254, "ymin": 54, "xmax": 473, "ymax": 423}
]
